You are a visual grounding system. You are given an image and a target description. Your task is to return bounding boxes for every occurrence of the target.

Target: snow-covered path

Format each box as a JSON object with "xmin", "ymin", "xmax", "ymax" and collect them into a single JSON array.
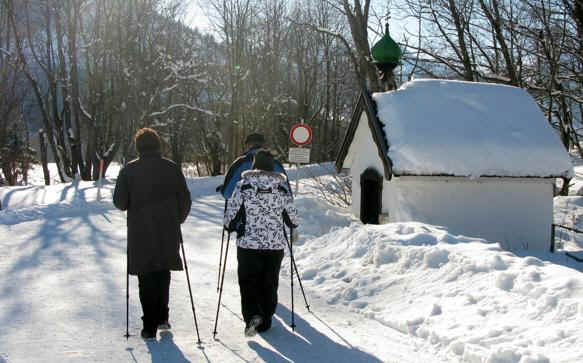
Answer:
[
  {"xmin": 0, "ymin": 176, "xmax": 440, "ymax": 363},
  {"xmin": 3, "ymin": 165, "xmax": 583, "ymax": 362}
]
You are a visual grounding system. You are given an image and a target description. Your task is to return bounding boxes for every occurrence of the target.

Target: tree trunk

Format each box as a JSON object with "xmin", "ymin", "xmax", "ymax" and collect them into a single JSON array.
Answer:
[
  {"xmin": 39, "ymin": 130, "xmax": 50, "ymax": 185},
  {"xmin": 478, "ymin": 0, "xmax": 519, "ymax": 85},
  {"xmin": 68, "ymin": 0, "xmax": 88, "ymax": 180},
  {"xmin": 341, "ymin": 0, "xmax": 381, "ymax": 90}
]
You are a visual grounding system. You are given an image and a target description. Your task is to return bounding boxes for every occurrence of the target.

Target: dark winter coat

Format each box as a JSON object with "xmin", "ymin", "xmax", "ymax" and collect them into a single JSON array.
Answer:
[
  {"xmin": 113, "ymin": 151, "xmax": 192, "ymax": 275},
  {"xmin": 224, "ymin": 170, "xmax": 298, "ymax": 250}
]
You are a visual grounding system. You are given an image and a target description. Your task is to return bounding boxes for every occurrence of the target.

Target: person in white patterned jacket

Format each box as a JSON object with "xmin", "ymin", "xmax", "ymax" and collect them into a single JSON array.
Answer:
[{"xmin": 223, "ymin": 149, "xmax": 299, "ymax": 337}]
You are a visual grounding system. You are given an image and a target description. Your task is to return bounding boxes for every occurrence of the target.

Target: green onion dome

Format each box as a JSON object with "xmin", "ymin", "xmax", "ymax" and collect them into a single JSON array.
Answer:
[{"xmin": 371, "ymin": 26, "xmax": 401, "ymax": 65}]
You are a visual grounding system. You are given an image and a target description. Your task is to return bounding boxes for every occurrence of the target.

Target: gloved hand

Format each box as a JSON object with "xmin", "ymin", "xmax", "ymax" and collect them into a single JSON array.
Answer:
[
  {"xmin": 291, "ymin": 229, "xmax": 299, "ymax": 244},
  {"xmin": 215, "ymin": 184, "xmax": 223, "ymax": 193}
]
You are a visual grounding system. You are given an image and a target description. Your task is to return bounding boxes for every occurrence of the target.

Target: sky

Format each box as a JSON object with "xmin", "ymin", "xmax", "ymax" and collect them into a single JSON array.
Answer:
[
  {"xmin": 182, "ymin": 0, "xmax": 415, "ymax": 44},
  {"xmin": 184, "ymin": 1, "xmax": 214, "ymax": 34}
]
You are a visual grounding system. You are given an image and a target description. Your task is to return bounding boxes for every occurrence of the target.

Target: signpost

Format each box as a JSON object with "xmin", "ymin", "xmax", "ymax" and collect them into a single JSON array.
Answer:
[
  {"xmin": 97, "ymin": 159, "xmax": 104, "ymax": 201},
  {"xmin": 289, "ymin": 123, "xmax": 313, "ymax": 193},
  {"xmin": 288, "ymin": 147, "xmax": 310, "ymax": 164}
]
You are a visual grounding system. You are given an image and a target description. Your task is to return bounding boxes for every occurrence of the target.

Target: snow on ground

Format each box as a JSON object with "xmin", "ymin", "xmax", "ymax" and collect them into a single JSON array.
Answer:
[
  {"xmin": 293, "ymin": 222, "xmax": 583, "ymax": 362},
  {"xmin": 555, "ymin": 152, "xmax": 583, "ymax": 252},
  {"xmin": 1, "ymin": 162, "xmax": 583, "ymax": 362},
  {"xmin": 565, "ymin": 151, "xmax": 583, "ymax": 196}
]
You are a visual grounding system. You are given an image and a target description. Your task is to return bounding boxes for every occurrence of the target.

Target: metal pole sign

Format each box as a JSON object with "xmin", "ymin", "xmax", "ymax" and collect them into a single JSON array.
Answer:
[
  {"xmin": 97, "ymin": 159, "xmax": 105, "ymax": 201},
  {"xmin": 288, "ymin": 147, "xmax": 310, "ymax": 164},
  {"xmin": 289, "ymin": 124, "xmax": 313, "ymax": 193}
]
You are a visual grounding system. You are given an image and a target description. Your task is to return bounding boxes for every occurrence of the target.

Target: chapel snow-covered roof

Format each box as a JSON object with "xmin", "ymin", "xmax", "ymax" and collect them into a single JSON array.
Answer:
[{"xmin": 369, "ymin": 79, "xmax": 573, "ymax": 178}]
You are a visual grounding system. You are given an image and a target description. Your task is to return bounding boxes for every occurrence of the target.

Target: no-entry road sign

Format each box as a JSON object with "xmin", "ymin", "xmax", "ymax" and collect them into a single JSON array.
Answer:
[{"xmin": 289, "ymin": 124, "xmax": 313, "ymax": 146}]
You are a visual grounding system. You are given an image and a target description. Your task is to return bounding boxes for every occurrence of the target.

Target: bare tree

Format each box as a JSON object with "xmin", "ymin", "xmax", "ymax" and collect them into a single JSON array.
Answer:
[{"xmin": 0, "ymin": 1, "xmax": 35, "ymax": 185}]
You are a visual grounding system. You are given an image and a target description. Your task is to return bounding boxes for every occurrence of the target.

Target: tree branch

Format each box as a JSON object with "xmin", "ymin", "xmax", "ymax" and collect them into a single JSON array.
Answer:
[{"xmin": 149, "ymin": 104, "xmax": 216, "ymax": 118}]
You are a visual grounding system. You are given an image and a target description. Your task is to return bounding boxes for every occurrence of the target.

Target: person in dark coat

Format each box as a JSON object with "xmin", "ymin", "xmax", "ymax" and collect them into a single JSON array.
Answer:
[
  {"xmin": 218, "ymin": 133, "xmax": 291, "ymax": 200},
  {"xmin": 224, "ymin": 150, "xmax": 299, "ymax": 337},
  {"xmin": 113, "ymin": 128, "xmax": 192, "ymax": 340}
]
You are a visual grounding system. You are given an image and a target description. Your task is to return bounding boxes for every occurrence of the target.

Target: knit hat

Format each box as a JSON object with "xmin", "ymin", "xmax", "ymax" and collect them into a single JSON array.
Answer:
[
  {"xmin": 245, "ymin": 133, "xmax": 265, "ymax": 146},
  {"xmin": 252, "ymin": 149, "xmax": 274, "ymax": 172}
]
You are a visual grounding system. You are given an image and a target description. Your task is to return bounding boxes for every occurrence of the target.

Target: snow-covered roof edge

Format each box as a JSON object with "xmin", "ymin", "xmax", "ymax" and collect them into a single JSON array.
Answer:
[
  {"xmin": 336, "ymin": 80, "xmax": 573, "ymax": 179},
  {"xmin": 335, "ymin": 89, "xmax": 393, "ymax": 179},
  {"xmin": 373, "ymin": 79, "xmax": 573, "ymax": 178}
]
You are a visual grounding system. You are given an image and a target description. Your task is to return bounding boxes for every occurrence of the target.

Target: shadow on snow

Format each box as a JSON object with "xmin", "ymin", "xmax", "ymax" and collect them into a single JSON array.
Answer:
[
  {"xmin": 249, "ymin": 304, "xmax": 382, "ymax": 363},
  {"xmin": 143, "ymin": 331, "xmax": 195, "ymax": 363},
  {"xmin": 0, "ymin": 181, "xmax": 126, "ymax": 334}
]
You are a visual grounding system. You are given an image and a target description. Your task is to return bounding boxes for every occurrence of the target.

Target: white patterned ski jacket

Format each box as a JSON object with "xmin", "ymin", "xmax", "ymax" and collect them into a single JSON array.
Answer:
[{"xmin": 224, "ymin": 170, "xmax": 299, "ymax": 250}]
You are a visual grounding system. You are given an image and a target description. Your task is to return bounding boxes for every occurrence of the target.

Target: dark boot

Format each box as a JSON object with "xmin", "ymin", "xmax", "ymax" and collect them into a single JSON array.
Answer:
[
  {"xmin": 257, "ymin": 316, "xmax": 272, "ymax": 333},
  {"xmin": 141, "ymin": 328, "xmax": 157, "ymax": 340},
  {"xmin": 244, "ymin": 315, "xmax": 263, "ymax": 337},
  {"xmin": 141, "ymin": 317, "xmax": 157, "ymax": 340},
  {"xmin": 158, "ymin": 320, "xmax": 171, "ymax": 330}
]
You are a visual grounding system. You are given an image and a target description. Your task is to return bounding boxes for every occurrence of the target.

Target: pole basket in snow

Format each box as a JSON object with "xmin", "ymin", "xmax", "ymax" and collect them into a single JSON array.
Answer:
[
  {"xmin": 180, "ymin": 237, "xmax": 202, "ymax": 345},
  {"xmin": 283, "ymin": 226, "xmax": 310, "ymax": 331},
  {"xmin": 213, "ymin": 232, "xmax": 231, "ymax": 339},
  {"xmin": 284, "ymin": 227, "xmax": 310, "ymax": 311},
  {"xmin": 125, "ymin": 242, "xmax": 130, "ymax": 339},
  {"xmin": 290, "ymin": 244, "xmax": 296, "ymax": 331}
]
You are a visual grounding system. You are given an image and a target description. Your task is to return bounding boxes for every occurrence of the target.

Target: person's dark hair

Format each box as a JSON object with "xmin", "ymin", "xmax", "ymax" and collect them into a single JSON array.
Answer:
[
  {"xmin": 135, "ymin": 128, "xmax": 161, "ymax": 154},
  {"xmin": 252, "ymin": 149, "xmax": 274, "ymax": 172},
  {"xmin": 245, "ymin": 133, "xmax": 265, "ymax": 147}
]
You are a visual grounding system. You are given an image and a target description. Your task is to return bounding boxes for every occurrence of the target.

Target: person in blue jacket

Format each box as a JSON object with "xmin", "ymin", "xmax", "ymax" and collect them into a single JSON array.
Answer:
[
  {"xmin": 218, "ymin": 133, "xmax": 290, "ymax": 200},
  {"xmin": 224, "ymin": 150, "xmax": 299, "ymax": 336}
]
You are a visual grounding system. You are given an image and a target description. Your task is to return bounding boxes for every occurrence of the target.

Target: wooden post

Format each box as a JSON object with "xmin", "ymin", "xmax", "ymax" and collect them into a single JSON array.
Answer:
[
  {"xmin": 295, "ymin": 162, "xmax": 300, "ymax": 194},
  {"xmin": 550, "ymin": 224, "xmax": 555, "ymax": 253},
  {"xmin": 97, "ymin": 159, "xmax": 104, "ymax": 200},
  {"xmin": 99, "ymin": 159, "xmax": 104, "ymax": 180}
]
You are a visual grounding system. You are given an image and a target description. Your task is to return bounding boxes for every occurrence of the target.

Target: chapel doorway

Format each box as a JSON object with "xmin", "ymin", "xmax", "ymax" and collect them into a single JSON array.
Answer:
[{"xmin": 360, "ymin": 168, "xmax": 382, "ymax": 224}]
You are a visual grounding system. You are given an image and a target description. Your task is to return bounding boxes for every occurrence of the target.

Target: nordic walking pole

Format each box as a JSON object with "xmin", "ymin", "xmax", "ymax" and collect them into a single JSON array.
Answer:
[
  {"xmin": 180, "ymin": 235, "xmax": 202, "ymax": 345},
  {"xmin": 213, "ymin": 232, "xmax": 231, "ymax": 339},
  {"xmin": 290, "ymin": 238, "xmax": 296, "ymax": 330},
  {"xmin": 217, "ymin": 227, "xmax": 225, "ymax": 292},
  {"xmin": 216, "ymin": 186, "xmax": 227, "ymax": 292},
  {"xmin": 217, "ymin": 200, "xmax": 228, "ymax": 292},
  {"xmin": 284, "ymin": 227, "xmax": 310, "ymax": 310},
  {"xmin": 125, "ymin": 246, "xmax": 130, "ymax": 339},
  {"xmin": 283, "ymin": 227, "xmax": 296, "ymax": 330}
]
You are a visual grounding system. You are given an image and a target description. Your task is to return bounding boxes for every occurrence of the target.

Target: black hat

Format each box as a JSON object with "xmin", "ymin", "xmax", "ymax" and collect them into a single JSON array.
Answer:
[
  {"xmin": 252, "ymin": 149, "xmax": 274, "ymax": 172},
  {"xmin": 245, "ymin": 133, "xmax": 265, "ymax": 146}
]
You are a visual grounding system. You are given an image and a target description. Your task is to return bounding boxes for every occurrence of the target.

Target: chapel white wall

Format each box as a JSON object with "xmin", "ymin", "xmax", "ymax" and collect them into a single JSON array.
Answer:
[
  {"xmin": 348, "ymin": 112, "xmax": 386, "ymax": 218},
  {"xmin": 345, "ymin": 112, "xmax": 554, "ymax": 251},
  {"xmin": 384, "ymin": 177, "xmax": 553, "ymax": 251}
]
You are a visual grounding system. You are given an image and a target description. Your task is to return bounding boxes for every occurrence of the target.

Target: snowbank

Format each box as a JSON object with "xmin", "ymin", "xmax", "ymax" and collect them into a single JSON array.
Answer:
[{"xmin": 293, "ymin": 222, "xmax": 583, "ymax": 363}]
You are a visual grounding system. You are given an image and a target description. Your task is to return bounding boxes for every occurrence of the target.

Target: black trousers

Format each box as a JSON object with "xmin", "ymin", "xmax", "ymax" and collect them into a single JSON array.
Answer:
[
  {"xmin": 237, "ymin": 247, "xmax": 284, "ymax": 329},
  {"xmin": 137, "ymin": 270, "xmax": 171, "ymax": 331}
]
